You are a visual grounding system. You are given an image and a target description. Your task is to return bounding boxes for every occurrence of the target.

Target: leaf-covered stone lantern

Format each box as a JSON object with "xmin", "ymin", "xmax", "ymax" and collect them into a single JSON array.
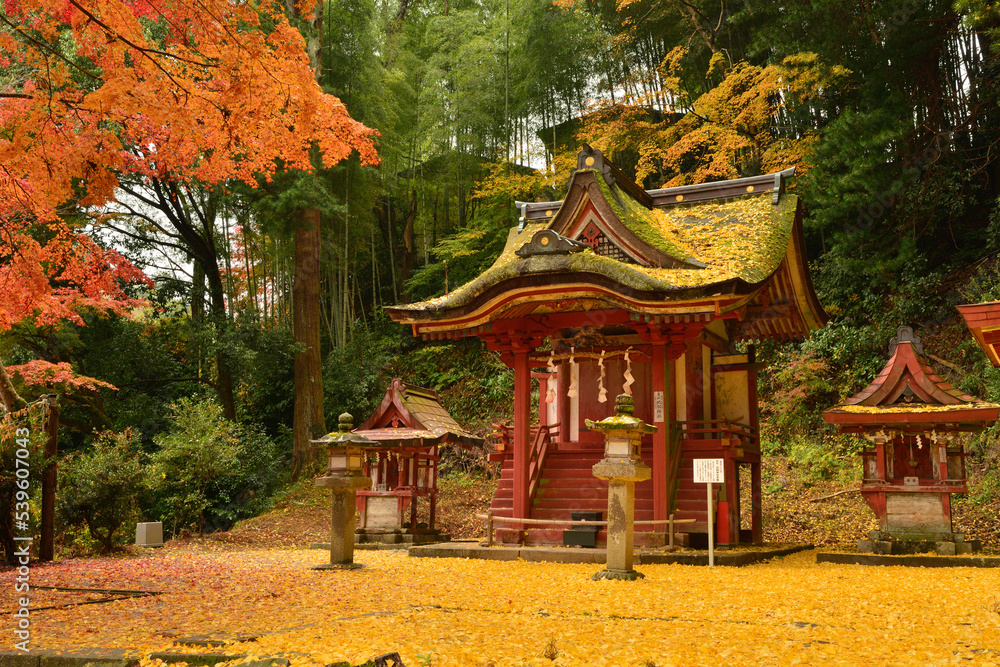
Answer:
[
  {"xmin": 312, "ymin": 412, "xmax": 378, "ymax": 570},
  {"xmin": 587, "ymin": 394, "xmax": 654, "ymax": 580}
]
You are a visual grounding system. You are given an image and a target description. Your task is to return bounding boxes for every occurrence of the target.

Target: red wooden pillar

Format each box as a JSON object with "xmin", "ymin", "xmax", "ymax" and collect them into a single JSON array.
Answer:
[
  {"xmin": 685, "ymin": 339, "xmax": 704, "ymax": 423},
  {"xmin": 747, "ymin": 345, "xmax": 759, "ymax": 435},
  {"xmin": 747, "ymin": 345, "xmax": 762, "ymax": 544},
  {"xmin": 651, "ymin": 342, "xmax": 668, "ymax": 522},
  {"xmin": 875, "ymin": 440, "xmax": 887, "ymax": 480},
  {"xmin": 723, "ymin": 456, "xmax": 738, "ymax": 545},
  {"xmin": 512, "ymin": 346, "xmax": 532, "ymax": 525},
  {"xmin": 751, "ymin": 462, "xmax": 762, "ymax": 544}
]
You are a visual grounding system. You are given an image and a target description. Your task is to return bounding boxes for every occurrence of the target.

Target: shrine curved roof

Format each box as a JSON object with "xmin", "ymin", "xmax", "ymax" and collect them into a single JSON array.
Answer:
[
  {"xmin": 354, "ymin": 378, "xmax": 484, "ymax": 448},
  {"xmin": 385, "ymin": 148, "xmax": 827, "ymax": 341},
  {"xmin": 388, "ymin": 187, "xmax": 803, "ymax": 320},
  {"xmin": 823, "ymin": 328, "xmax": 1000, "ymax": 432}
]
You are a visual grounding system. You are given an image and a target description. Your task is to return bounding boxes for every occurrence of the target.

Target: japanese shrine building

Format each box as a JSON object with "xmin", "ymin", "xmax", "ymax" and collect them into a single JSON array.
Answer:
[
  {"xmin": 823, "ymin": 327, "xmax": 999, "ymax": 550},
  {"xmin": 386, "ymin": 147, "xmax": 828, "ymax": 546},
  {"xmin": 352, "ymin": 378, "xmax": 483, "ymax": 543}
]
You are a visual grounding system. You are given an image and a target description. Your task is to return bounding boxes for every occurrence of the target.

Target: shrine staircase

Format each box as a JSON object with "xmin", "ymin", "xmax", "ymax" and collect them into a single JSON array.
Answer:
[{"xmin": 489, "ymin": 421, "xmax": 758, "ymax": 545}]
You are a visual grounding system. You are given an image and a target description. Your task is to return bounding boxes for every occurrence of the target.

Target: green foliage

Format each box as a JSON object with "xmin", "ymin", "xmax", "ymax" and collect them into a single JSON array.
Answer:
[
  {"xmin": 759, "ymin": 349, "xmax": 838, "ymax": 442},
  {"xmin": 322, "ymin": 314, "xmax": 403, "ymax": 422},
  {"xmin": 150, "ymin": 398, "xmax": 280, "ymax": 535},
  {"xmin": 58, "ymin": 430, "xmax": 145, "ymax": 553}
]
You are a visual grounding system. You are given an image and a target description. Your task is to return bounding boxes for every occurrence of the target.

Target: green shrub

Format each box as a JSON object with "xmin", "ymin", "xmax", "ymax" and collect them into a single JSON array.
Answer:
[
  {"xmin": 150, "ymin": 398, "xmax": 281, "ymax": 535},
  {"xmin": 58, "ymin": 430, "xmax": 145, "ymax": 553}
]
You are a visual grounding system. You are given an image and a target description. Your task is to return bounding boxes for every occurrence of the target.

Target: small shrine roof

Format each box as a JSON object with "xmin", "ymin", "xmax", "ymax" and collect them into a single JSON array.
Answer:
[
  {"xmin": 823, "ymin": 327, "xmax": 1000, "ymax": 432},
  {"xmin": 386, "ymin": 147, "xmax": 825, "ymax": 341},
  {"xmin": 354, "ymin": 378, "xmax": 483, "ymax": 448},
  {"xmin": 957, "ymin": 301, "xmax": 1000, "ymax": 367}
]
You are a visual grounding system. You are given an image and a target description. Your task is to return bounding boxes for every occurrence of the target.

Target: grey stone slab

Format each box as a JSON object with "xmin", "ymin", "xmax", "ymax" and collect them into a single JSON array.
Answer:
[
  {"xmin": 409, "ymin": 541, "xmax": 812, "ymax": 566},
  {"xmin": 936, "ymin": 542, "xmax": 957, "ymax": 556},
  {"xmin": 38, "ymin": 649, "xmax": 135, "ymax": 667},
  {"xmin": 0, "ymin": 652, "xmax": 40, "ymax": 667},
  {"xmin": 175, "ymin": 636, "xmax": 259, "ymax": 649},
  {"xmin": 816, "ymin": 552, "xmax": 1000, "ymax": 567},
  {"xmin": 639, "ymin": 545, "xmax": 813, "ymax": 567},
  {"xmin": 519, "ymin": 548, "xmax": 605, "ymax": 564},
  {"xmin": 146, "ymin": 653, "xmax": 245, "ymax": 665}
]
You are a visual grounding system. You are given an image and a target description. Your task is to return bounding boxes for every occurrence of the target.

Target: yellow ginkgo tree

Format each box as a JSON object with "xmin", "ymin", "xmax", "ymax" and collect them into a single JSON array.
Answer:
[{"xmin": 579, "ymin": 49, "xmax": 850, "ymax": 187}]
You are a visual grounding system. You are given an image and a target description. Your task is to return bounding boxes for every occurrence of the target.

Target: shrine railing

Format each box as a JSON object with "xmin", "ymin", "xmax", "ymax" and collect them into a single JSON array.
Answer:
[
  {"xmin": 528, "ymin": 422, "xmax": 559, "ymax": 507},
  {"xmin": 490, "ymin": 422, "xmax": 560, "ymax": 508},
  {"xmin": 678, "ymin": 419, "xmax": 759, "ymax": 453},
  {"xmin": 665, "ymin": 424, "xmax": 684, "ymax": 516}
]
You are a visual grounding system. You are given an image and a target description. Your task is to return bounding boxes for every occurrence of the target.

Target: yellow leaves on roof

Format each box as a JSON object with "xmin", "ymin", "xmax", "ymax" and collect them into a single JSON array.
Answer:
[
  {"xmin": 830, "ymin": 402, "xmax": 1000, "ymax": 414},
  {"xmin": 14, "ymin": 548, "xmax": 1000, "ymax": 667},
  {"xmin": 643, "ymin": 194, "xmax": 786, "ymax": 285}
]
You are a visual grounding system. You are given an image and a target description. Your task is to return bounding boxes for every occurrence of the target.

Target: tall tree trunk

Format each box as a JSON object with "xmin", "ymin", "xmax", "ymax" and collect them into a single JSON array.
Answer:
[
  {"xmin": 1, "ymin": 363, "xmax": 27, "ymax": 566},
  {"xmin": 205, "ymin": 268, "xmax": 237, "ymax": 420},
  {"xmin": 292, "ymin": 211, "xmax": 326, "ymax": 479},
  {"xmin": 287, "ymin": 0, "xmax": 328, "ymax": 480}
]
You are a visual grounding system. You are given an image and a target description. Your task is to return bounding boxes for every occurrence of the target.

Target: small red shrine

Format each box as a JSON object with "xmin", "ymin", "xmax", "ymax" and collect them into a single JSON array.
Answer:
[
  {"xmin": 823, "ymin": 327, "xmax": 999, "ymax": 552},
  {"xmin": 386, "ymin": 146, "xmax": 829, "ymax": 547},
  {"xmin": 350, "ymin": 378, "xmax": 483, "ymax": 544},
  {"xmin": 958, "ymin": 301, "xmax": 1000, "ymax": 366}
]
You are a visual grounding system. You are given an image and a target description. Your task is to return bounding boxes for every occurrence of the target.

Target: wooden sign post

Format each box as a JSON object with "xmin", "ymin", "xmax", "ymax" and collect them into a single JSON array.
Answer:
[{"xmin": 693, "ymin": 458, "xmax": 724, "ymax": 567}]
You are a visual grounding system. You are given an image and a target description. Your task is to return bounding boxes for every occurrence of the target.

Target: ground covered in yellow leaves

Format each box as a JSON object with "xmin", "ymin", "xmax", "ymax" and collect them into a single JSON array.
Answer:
[{"xmin": 5, "ymin": 548, "xmax": 1000, "ymax": 666}]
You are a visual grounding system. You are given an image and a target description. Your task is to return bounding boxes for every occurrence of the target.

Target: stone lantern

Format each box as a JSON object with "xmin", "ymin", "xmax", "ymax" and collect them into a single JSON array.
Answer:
[
  {"xmin": 586, "ymin": 394, "xmax": 654, "ymax": 581},
  {"xmin": 312, "ymin": 412, "xmax": 377, "ymax": 570}
]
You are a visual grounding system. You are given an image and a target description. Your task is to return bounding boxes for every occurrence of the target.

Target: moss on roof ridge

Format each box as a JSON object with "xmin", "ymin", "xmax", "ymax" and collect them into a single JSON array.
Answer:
[
  {"xmin": 588, "ymin": 170, "xmax": 700, "ymax": 266},
  {"xmin": 395, "ymin": 192, "xmax": 800, "ymax": 314}
]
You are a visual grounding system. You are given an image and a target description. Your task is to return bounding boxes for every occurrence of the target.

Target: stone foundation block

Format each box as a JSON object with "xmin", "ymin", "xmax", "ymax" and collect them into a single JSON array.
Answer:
[
  {"xmin": 935, "ymin": 541, "xmax": 957, "ymax": 556},
  {"xmin": 872, "ymin": 540, "xmax": 893, "ymax": 555}
]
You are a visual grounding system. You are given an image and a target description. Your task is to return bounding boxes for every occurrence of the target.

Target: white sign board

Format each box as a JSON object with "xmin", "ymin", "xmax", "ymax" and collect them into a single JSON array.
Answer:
[
  {"xmin": 693, "ymin": 458, "xmax": 725, "ymax": 484},
  {"xmin": 653, "ymin": 391, "xmax": 665, "ymax": 422}
]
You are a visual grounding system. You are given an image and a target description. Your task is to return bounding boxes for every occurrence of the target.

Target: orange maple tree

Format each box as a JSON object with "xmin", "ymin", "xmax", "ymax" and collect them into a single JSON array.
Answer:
[{"xmin": 0, "ymin": 0, "xmax": 379, "ymax": 403}]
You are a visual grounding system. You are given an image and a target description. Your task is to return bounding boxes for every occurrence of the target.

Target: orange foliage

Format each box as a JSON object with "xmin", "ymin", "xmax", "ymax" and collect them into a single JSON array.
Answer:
[
  {"xmin": 0, "ymin": 0, "xmax": 378, "ymax": 223},
  {"xmin": 0, "ymin": 0, "xmax": 379, "ymax": 387},
  {"xmin": 6, "ymin": 360, "xmax": 117, "ymax": 391}
]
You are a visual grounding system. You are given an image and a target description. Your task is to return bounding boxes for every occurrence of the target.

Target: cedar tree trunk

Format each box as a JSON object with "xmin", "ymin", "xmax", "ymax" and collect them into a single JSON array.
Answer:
[{"xmin": 291, "ymin": 210, "xmax": 326, "ymax": 479}]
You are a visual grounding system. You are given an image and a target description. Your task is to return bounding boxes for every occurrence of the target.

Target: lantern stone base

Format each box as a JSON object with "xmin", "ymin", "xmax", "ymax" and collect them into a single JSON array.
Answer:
[
  {"xmin": 592, "ymin": 568, "xmax": 645, "ymax": 581},
  {"xmin": 857, "ymin": 533, "xmax": 981, "ymax": 555},
  {"xmin": 315, "ymin": 474, "xmax": 371, "ymax": 570},
  {"xmin": 592, "ymin": 458, "xmax": 650, "ymax": 580}
]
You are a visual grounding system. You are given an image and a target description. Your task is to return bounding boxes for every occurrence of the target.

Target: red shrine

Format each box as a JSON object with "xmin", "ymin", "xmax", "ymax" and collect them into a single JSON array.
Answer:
[
  {"xmin": 958, "ymin": 301, "xmax": 1000, "ymax": 366},
  {"xmin": 350, "ymin": 378, "xmax": 483, "ymax": 545},
  {"xmin": 386, "ymin": 146, "xmax": 828, "ymax": 546},
  {"xmin": 823, "ymin": 327, "xmax": 999, "ymax": 552}
]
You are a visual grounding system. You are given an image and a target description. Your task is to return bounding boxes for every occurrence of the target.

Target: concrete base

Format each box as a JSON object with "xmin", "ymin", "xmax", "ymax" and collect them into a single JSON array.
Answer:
[
  {"xmin": 408, "ymin": 541, "xmax": 812, "ymax": 566},
  {"xmin": 817, "ymin": 552, "xmax": 1000, "ymax": 567},
  {"xmin": 857, "ymin": 538, "xmax": 982, "ymax": 555},
  {"xmin": 355, "ymin": 530, "xmax": 450, "ymax": 545},
  {"xmin": 592, "ymin": 568, "xmax": 645, "ymax": 581}
]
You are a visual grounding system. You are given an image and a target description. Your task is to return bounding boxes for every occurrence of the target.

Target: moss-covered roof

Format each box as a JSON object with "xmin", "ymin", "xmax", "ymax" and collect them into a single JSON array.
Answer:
[{"xmin": 392, "ymin": 188, "xmax": 798, "ymax": 319}]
